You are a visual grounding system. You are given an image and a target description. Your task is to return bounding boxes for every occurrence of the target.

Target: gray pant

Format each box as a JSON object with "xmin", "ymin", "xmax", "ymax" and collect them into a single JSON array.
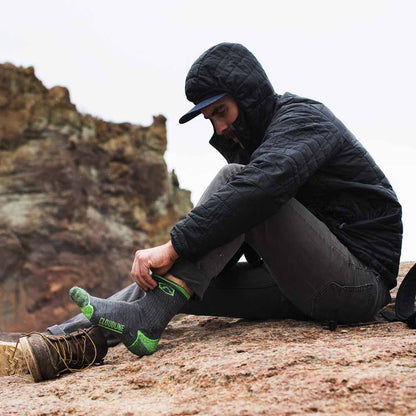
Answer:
[{"xmin": 49, "ymin": 164, "xmax": 390, "ymax": 339}]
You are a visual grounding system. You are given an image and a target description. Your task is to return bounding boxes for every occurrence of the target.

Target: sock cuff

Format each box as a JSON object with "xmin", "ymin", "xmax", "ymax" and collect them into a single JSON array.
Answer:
[{"xmin": 152, "ymin": 274, "xmax": 191, "ymax": 301}]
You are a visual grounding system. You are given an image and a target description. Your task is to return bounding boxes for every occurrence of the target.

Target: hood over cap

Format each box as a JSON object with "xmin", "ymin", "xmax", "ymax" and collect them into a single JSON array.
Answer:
[{"xmin": 183, "ymin": 43, "xmax": 278, "ymax": 153}]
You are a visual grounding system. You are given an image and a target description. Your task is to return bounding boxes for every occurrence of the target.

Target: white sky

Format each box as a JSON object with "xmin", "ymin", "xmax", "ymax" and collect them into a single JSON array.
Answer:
[{"xmin": 2, "ymin": 0, "xmax": 415, "ymax": 260}]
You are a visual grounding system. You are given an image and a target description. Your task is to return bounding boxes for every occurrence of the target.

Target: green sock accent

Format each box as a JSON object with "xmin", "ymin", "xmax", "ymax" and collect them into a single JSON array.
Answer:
[
  {"xmin": 82, "ymin": 304, "xmax": 94, "ymax": 320},
  {"xmin": 127, "ymin": 330, "xmax": 160, "ymax": 356},
  {"xmin": 152, "ymin": 274, "xmax": 191, "ymax": 300},
  {"xmin": 69, "ymin": 287, "xmax": 89, "ymax": 307},
  {"xmin": 97, "ymin": 317, "xmax": 125, "ymax": 334},
  {"xmin": 69, "ymin": 287, "xmax": 94, "ymax": 319}
]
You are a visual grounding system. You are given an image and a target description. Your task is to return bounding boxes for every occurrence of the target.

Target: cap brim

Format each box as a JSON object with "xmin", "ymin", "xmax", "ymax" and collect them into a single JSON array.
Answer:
[{"xmin": 179, "ymin": 93, "xmax": 228, "ymax": 124}]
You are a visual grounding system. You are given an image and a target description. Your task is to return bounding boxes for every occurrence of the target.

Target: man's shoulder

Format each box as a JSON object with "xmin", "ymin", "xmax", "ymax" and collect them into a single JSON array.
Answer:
[
  {"xmin": 278, "ymin": 92, "xmax": 321, "ymax": 105},
  {"xmin": 276, "ymin": 92, "xmax": 330, "ymax": 116},
  {"xmin": 271, "ymin": 92, "xmax": 339, "ymax": 129}
]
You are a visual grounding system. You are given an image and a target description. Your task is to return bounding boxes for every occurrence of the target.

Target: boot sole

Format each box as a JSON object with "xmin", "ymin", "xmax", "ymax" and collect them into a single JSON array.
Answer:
[
  {"xmin": 0, "ymin": 341, "xmax": 29, "ymax": 376},
  {"xmin": 20, "ymin": 336, "xmax": 42, "ymax": 382}
]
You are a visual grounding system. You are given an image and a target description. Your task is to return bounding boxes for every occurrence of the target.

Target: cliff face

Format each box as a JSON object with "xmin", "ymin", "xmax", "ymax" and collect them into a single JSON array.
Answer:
[{"xmin": 0, "ymin": 63, "xmax": 192, "ymax": 331}]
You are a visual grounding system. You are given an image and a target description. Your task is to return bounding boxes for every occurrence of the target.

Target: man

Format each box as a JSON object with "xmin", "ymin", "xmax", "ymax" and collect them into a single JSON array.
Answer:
[{"xmin": 1, "ymin": 43, "xmax": 402, "ymax": 381}]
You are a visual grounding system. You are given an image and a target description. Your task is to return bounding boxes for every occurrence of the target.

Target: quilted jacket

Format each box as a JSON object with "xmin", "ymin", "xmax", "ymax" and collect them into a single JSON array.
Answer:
[{"xmin": 171, "ymin": 43, "xmax": 402, "ymax": 289}]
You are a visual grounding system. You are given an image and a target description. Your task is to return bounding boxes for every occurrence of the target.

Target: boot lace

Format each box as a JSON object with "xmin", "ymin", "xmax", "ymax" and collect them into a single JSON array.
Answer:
[{"xmin": 13, "ymin": 329, "xmax": 99, "ymax": 375}]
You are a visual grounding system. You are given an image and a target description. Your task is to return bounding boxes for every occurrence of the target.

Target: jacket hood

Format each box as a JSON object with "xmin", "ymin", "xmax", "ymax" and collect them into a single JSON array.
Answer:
[{"xmin": 184, "ymin": 43, "xmax": 277, "ymax": 152}]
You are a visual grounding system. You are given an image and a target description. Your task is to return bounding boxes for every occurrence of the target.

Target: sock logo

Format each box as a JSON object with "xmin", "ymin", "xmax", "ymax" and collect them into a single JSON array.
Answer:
[
  {"xmin": 98, "ymin": 317, "xmax": 125, "ymax": 334},
  {"xmin": 158, "ymin": 282, "xmax": 175, "ymax": 297}
]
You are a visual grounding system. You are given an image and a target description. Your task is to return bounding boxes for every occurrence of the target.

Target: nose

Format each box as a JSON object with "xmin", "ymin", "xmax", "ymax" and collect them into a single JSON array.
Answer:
[{"xmin": 213, "ymin": 119, "xmax": 228, "ymax": 136}]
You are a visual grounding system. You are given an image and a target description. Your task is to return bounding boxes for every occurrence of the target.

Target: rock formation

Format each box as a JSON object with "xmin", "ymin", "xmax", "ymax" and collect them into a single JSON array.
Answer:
[{"xmin": 0, "ymin": 63, "xmax": 192, "ymax": 331}]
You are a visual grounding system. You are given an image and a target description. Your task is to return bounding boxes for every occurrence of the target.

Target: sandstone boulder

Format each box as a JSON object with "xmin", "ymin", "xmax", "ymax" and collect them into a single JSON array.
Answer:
[{"xmin": 0, "ymin": 63, "xmax": 192, "ymax": 331}]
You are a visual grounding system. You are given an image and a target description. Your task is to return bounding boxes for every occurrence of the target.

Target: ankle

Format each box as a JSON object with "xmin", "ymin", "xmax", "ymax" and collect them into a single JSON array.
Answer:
[{"xmin": 163, "ymin": 273, "xmax": 193, "ymax": 297}]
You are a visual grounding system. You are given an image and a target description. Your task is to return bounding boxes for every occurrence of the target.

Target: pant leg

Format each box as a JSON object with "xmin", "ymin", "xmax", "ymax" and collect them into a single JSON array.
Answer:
[
  {"xmin": 245, "ymin": 198, "xmax": 391, "ymax": 323},
  {"xmin": 182, "ymin": 262, "xmax": 308, "ymax": 320}
]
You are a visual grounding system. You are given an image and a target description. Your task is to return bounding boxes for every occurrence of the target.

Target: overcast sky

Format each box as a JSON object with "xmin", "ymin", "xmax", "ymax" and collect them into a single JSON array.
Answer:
[{"xmin": 2, "ymin": 0, "xmax": 415, "ymax": 260}]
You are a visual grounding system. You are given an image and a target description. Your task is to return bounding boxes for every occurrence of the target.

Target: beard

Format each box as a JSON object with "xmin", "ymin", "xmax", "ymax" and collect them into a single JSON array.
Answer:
[
  {"xmin": 223, "ymin": 128, "xmax": 244, "ymax": 149},
  {"xmin": 222, "ymin": 128, "xmax": 238, "ymax": 142}
]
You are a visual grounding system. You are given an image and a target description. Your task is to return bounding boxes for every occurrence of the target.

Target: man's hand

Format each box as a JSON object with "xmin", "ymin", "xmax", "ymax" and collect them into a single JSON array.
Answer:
[{"xmin": 131, "ymin": 241, "xmax": 179, "ymax": 291}]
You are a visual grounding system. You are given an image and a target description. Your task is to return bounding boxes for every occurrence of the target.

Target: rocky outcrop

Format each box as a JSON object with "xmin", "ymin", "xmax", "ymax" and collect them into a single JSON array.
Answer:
[{"xmin": 0, "ymin": 63, "xmax": 192, "ymax": 331}]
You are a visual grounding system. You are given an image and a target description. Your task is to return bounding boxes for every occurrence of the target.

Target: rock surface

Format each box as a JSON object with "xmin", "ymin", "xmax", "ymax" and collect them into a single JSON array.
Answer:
[
  {"xmin": 0, "ymin": 63, "xmax": 192, "ymax": 332},
  {"xmin": 0, "ymin": 262, "xmax": 415, "ymax": 416}
]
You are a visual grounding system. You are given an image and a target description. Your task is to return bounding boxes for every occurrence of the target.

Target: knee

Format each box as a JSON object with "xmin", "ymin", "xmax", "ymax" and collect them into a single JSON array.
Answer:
[
  {"xmin": 216, "ymin": 163, "xmax": 245, "ymax": 183},
  {"xmin": 199, "ymin": 164, "xmax": 246, "ymax": 205}
]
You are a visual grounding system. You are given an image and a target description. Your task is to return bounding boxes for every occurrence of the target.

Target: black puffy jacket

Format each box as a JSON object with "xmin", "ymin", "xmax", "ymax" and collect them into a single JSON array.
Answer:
[{"xmin": 171, "ymin": 43, "xmax": 402, "ymax": 289}]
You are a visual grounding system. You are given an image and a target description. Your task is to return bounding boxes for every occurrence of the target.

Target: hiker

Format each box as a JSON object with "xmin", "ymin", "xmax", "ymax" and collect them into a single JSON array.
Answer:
[{"xmin": 1, "ymin": 43, "xmax": 402, "ymax": 381}]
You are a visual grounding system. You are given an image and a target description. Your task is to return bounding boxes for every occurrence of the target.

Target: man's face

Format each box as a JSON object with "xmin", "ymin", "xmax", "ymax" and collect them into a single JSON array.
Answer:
[{"xmin": 201, "ymin": 95, "xmax": 242, "ymax": 147}]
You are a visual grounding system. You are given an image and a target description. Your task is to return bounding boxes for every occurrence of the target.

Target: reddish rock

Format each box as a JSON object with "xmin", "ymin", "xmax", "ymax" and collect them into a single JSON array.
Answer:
[{"xmin": 0, "ymin": 63, "xmax": 192, "ymax": 331}]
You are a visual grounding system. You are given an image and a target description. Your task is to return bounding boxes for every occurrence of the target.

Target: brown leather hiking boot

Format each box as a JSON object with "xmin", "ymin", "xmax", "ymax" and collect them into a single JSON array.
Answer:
[{"xmin": 19, "ymin": 326, "xmax": 108, "ymax": 382}]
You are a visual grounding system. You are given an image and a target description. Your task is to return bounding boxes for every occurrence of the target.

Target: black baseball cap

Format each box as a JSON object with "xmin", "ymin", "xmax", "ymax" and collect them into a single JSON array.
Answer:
[{"xmin": 179, "ymin": 92, "xmax": 227, "ymax": 124}]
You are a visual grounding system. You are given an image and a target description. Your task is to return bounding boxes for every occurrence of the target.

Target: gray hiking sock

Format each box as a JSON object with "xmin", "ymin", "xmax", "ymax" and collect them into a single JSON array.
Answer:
[{"xmin": 69, "ymin": 275, "xmax": 190, "ymax": 356}]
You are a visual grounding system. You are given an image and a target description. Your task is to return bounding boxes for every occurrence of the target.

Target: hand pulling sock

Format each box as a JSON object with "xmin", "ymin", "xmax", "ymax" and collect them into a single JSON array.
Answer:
[{"xmin": 69, "ymin": 274, "xmax": 190, "ymax": 356}]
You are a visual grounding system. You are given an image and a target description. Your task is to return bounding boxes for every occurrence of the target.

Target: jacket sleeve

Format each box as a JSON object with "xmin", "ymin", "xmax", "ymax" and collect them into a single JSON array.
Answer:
[{"xmin": 171, "ymin": 110, "xmax": 343, "ymax": 259}]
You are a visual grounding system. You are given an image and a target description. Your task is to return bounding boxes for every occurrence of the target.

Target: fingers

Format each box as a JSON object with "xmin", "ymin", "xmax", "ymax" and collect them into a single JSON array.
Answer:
[
  {"xmin": 131, "ymin": 251, "xmax": 156, "ymax": 291},
  {"xmin": 139, "ymin": 260, "xmax": 157, "ymax": 290},
  {"xmin": 130, "ymin": 243, "xmax": 178, "ymax": 291}
]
